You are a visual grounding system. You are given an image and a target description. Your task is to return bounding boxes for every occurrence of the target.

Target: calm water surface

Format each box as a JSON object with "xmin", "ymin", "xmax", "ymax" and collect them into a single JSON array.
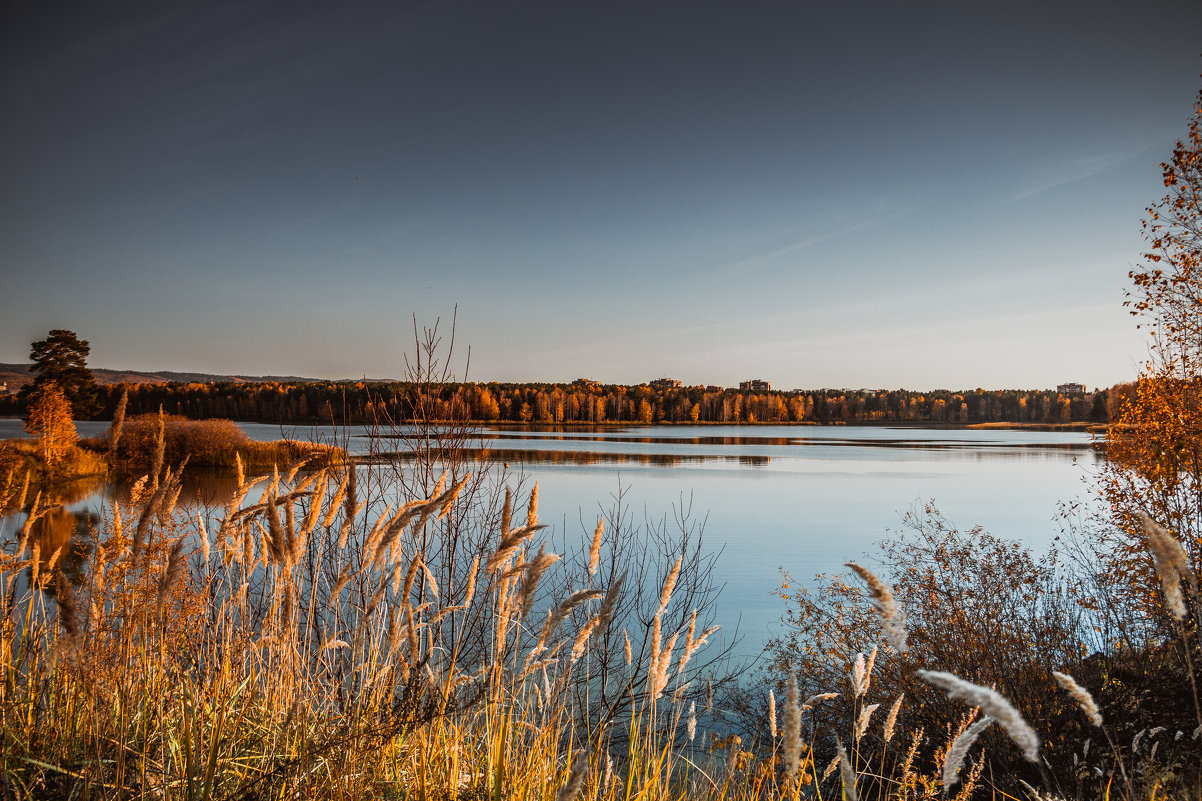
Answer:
[{"xmin": 0, "ymin": 421, "xmax": 1099, "ymax": 654}]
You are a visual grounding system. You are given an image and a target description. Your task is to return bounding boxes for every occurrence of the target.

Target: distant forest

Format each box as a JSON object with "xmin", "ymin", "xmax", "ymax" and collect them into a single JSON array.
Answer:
[{"xmin": 2, "ymin": 380, "xmax": 1124, "ymax": 426}]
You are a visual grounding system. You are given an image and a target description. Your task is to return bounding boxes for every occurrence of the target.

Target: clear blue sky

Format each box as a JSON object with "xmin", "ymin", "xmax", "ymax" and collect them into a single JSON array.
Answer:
[{"xmin": 2, "ymin": 0, "xmax": 1200, "ymax": 389}]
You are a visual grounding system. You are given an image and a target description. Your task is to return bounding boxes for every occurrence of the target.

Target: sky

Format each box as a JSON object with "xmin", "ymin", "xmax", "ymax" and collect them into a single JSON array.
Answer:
[{"xmin": 2, "ymin": 0, "xmax": 1200, "ymax": 390}]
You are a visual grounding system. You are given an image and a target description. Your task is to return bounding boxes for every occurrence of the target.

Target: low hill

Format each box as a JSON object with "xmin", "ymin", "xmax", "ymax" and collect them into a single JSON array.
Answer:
[{"xmin": 0, "ymin": 363, "xmax": 356, "ymax": 394}]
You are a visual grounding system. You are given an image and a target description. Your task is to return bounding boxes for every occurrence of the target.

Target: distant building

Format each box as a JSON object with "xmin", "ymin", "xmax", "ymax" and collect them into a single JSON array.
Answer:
[
  {"xmin": 0, "ymin": 381, "xmax": 7, "ymax": 394},
  {"xmin": 649, "ymin": 378, "xmax": 681, "ymax": 389},
  {"xmin": 1057, "ymin": 382, "xmax": 1086, "ymax": 395},
  {"xmin": 572, "ymin": 378, "xmax": 600, "ymax": 388},
  {"xmin": 739, "ymin": 379, "xmax": 771, "ymax": 391}
]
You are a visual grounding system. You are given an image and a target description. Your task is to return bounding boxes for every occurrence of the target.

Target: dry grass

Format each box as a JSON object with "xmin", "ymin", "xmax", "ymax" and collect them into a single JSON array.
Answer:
[
  {"xmin": 1, "ymin": 453, "xmax": 1199, "ymax": 799},
  {"xmin": 93, "ymin": 412, "xmax": 345, "ymax": 472}
]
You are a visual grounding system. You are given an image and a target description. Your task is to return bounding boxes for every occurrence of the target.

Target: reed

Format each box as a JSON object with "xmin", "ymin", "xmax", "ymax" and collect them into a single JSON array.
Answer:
[{"xmin": 3, "ymin": 455, "xmax": 1199, "ymax": 800}]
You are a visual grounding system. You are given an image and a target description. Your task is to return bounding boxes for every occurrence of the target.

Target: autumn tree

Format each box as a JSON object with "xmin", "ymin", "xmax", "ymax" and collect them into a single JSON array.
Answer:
[
  {"xmin": 1099, "ymin": 79, "xmax": 1202, "ymax": 625},
  {"xmin": 24, "ymin": 381, "xmax": 78, "ymax": 467},
  {"xmin": 24, "ymin": 329, "xmax": 98, "ymax": 416}
]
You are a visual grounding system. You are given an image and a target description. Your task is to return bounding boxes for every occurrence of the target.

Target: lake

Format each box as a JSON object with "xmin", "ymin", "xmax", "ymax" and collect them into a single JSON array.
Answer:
[{"xmin": 0, "ymin": 420, "xmax": 1099, "ymax": 656}]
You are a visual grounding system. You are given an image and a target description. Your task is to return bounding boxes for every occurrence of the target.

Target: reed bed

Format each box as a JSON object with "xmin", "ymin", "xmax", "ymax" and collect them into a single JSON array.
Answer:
[{"xmin": 2, "ymin": 449, "xmax": 1199, "ymax": 799}]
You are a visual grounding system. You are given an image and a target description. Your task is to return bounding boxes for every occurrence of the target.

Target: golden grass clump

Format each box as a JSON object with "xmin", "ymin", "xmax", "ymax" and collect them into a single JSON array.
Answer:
[{"xmin": 104, "ymin": 412, "xmax": 344, "ymax": 472}]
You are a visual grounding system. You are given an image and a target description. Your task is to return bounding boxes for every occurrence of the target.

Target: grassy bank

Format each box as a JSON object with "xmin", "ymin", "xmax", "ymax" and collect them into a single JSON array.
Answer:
[
  {"xmin": 965, "ymin": 421, "xmax": 1102, "ymax": 432},
  {"xmin": 1, "ymin": 414, "xmax": 345, "ymax": 514},
  {"xmin": 1, "ymin": 453, "xmax": 1198, "ymax": 800},
  {"xmin": 93, "ymin": 412, "xmax": 346, "ymax": 473}
]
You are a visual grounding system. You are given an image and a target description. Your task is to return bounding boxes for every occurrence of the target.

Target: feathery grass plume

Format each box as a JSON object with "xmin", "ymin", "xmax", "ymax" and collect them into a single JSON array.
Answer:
[
  {"xmin": 486, "ymin": 521, "xmax": 546, "ymax": 573},
  {"xmin": 343, "ymin": 459, "xmax": 357, "ymax": 522},
  {"xmin": 855, "ymin": 703, "xmax": 880, "ymax": 740},
  {"xmin": 782, "ymin": 670, "xmax": 802, "ymax": 781},
  {"xmin": 265, "ymin": 494, "xmax": 286, "ymax": 564},
  {"xmin": 241, "ymin": 523, "xmax": 254, "ymax": 566},
  {"xmin": 152, "ymin": 407, "xmax": 165, "ymax": 488},
  {"xmin": 131, "ymin": 488, "xmax": 167, "ymax": 568},
  {"xmin": 846, "ymin": 561, "xmax": 908, "ymax": 653},
  {"xmin": 555, "ymin": 750, "xmax": 588, "ymax": 801},
  {"xmin": 649, "ymin": 625, "xmax": 680, "ymax": 699},
  {"xmin": 109, "ymin": 389, "xmax": 126, "ymax": 456},
  {"xmin": 802, "ymin": 692, "xmax": 840, "ymax": 712},
  {"xmin": 29, "ymin": 541, "xmax": 41, "ymax": 590},
  {"xmin": 648, "ymin": 615, "xmax": 663, "ymax": 691},
  {"xmin": 500, "ymin": 485, "xmax": 512, "ymax": 535},
  {"xmin": 1052, "ymin": 671, "xmax": 1103, "ymax": 727},
  {"xmin": 588, "ymin": 518, "xmax": 604, "ymax": 574},
  {"xmin": 322, "ymin": 470, "xmax": 350, "ymax": 529},
  {"xmin": 360, "ymin": 505, "xmax": 394, "ymax": 560},
  {"xmin": 863, "ymin": 644, "xmax": 878, "ymax": 692},
  {"xmin": 822, "ymin": 753, "xmax": 841, "ymax": 780},
  {"xmin": 623, "ymin": 630, "xmax": 632, "ymax": 664},
  {"xmin": 688, "ymin": 701, "xmax": 697, "ymax": 741},
  {"xmin": 1017, "ymin": 779, "xmax": 1065, "ymax": 801},
  {"xmin": 517, "ymin": 546, "xmax": 560, "ymax": 619},
  {"xmin": 658, "ymin": 555, "xmax": 683, "ymax": 613},
  {"xmin": 156, "ymin": 537, "xmax": 187, "ymax": 609},
  {"xmin": 401, "ymin": 554, "xmax": 423, "ymax": 605},
  {"xmin": 593, "ymin": 571, "xmax": 625, "ymax": 640},
  {"xmin": 769, "ymin": 688, "xmax": 777, "ymax": 738},
  {"xmin": 917, "ymin": 670, "xmax": 1040, "ymax": 762},
  {"xmin": 461, "ymin": 554, "xmax": 480, "ymax": 608},
  {"xmin": 329, "ymin": 565, "xmax": 354, "ymax": 607},
  {"xmin": 673, "ymin": 608, "xmax": 698, "ymax": 677},
  {"xmin": 283, "ymin": 455, "xmax": 310, "ymax": 486},
  {"xmin": 539, "ymin": 589, "xmax": 603, "ymax": 650},
  {"xmin": 852, "ymin": 652, "xmax": 867, "ymax": 697},
  {"xmin": 436, "ymin": 473, "xmax": 470, "ymax": 518},
  {"xmin": 707, "ymin": 678, "xmax": 713, "ymax": 712},
  {"xmin": 46, "ymin": 544, "xmax": 64, "ymax": 573},
  {"xmin": 197, "ymin": 512, "xmax": 210, "ymax": 564},
  {"xmin": 943, "ymin": 715, "xmax": 993, "ymax": 789},
  {"xmin": 837, "ymin": 741, "xmax": 859, "ymax": 801},
  {"xmin": 527, "ymin": 482, "xmax": 539, "ymax": 527},
  {"xmin": 300, "ymin": 475, "xmax": 327, "ymax": 536},
  {"xmin": 283, "ymin": 498, "xmax": 298, "ymax": 567},
  {"xmin": 570, "ymin": 615, "xmax": 600, "ymax": 663},
  {"xmin": 1139, "ymin": 512, "xmax": 1194, "ymax": 620},
  {"xmin": 235, "ymin": 451, "xmax": 244, "ymax": 487},
  {"xmin": 420, "ymin": 558, "xmax": 440, "ymax": 599},
  {"xmin": 338, "ymin": 504, "xmax": 363, "ymax": 548},
  {"xmin": 390, "ymin": 554, "xmax": 408, "ymax": 596},
  {"xmin": 882, "ymin": 693, "xmax": 904, "ymax": 744}
]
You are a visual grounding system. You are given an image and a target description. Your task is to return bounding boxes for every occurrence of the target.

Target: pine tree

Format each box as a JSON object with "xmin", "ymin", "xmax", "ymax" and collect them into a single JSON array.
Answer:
[{"xmin": 25, "ymin": 329, "xmax": 98, "ymax": 416}]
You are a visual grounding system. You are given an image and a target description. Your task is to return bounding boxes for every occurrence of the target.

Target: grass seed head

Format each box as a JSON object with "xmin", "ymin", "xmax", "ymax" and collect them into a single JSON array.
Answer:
[
  {"xmin": 943, "ymin": 715, "xmax": 993, "ymax": 790},
  {"xmin": 917, "ymin": 670, "xmax": 1040, "ymax": 763},
  {"xmin": 1052, "ymin": 671, "xmax": 1103, "ymax": 727}
]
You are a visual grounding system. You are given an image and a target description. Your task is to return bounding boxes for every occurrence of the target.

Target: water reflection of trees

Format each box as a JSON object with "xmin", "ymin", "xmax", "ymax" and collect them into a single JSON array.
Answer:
[
  {"xmin": 6, "ymin": 506, "xmax": 96, "ymax": 590},
  {"xmin": 391, "ymin": 448, "xmax": 744, "ymax": 467}
]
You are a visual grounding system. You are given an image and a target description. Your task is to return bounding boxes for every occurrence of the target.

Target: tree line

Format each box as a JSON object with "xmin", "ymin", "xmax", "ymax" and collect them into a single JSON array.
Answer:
[{"xmin": 0, "ymin": 378, "xmax": 1123, "ymax": 426}]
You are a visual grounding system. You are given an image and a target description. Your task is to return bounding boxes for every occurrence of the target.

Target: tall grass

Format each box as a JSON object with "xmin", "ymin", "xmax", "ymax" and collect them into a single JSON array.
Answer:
[
  {"xmin": 0, "ymin": 454, "xmax": 752, "ymax": 800},
  {"xmin": 2, "ymin": 451, "xmax": 1199, "ymax": 798},
  {"xmin": 99, "ymin": 412, "xmax": 344, "ymax": 472}
]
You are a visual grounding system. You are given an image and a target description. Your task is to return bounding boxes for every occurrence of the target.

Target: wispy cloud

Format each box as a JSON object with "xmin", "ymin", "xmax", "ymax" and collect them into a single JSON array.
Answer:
[
  {"xmin": 718, "ymin": 208, "xmax": 912, "ymax": 279},
  {"xmin": 1010, "ymin": 151, "xmax": 1136, "ymax": 200}
]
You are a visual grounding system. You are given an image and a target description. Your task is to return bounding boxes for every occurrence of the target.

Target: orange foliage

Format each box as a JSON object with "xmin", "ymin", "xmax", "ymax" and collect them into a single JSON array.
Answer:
[{"xmin": 24, "ymin": 381, "xmax": 77, "ymax": 467}]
